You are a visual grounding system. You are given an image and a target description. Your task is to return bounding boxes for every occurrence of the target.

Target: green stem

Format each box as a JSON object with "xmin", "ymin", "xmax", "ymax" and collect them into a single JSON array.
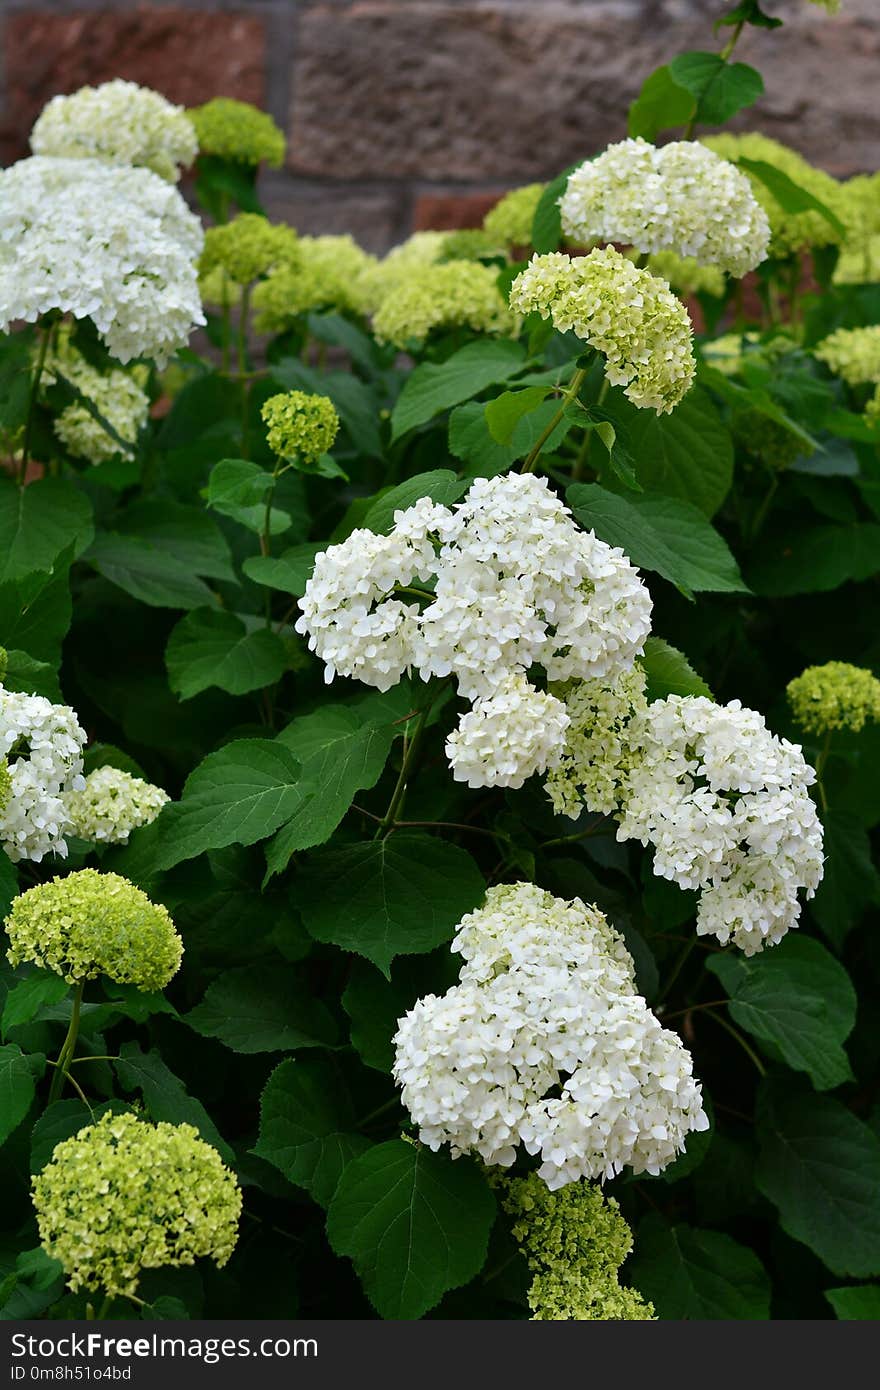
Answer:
[
  {"xmin": 20, "ymin": 324, "xmax": 51, "ymax": 484},
  {"xmin": 658, "ymin": 936, "xmax": 696, "ymax": 1003},
  {"xmin": 46, "ymin": 981, "xmax": 85, "ymax": 1106},
  {"xmin": 815, "ymin": 728, "xmax": 832, "ymax": 811},
  {"xmin": 572, "ymin": 376, "xmax": 610, "ymax": 481},
  {"xmin": 355, "ymin": 1096, "xmax": 400, "ymax": 1128},
  {"xmin": 521, "ymin": 365, "xmax": 588, "ymax": 474},
  {"xmin": 374, "ymin": 700, "xmax": 435, "ymax": 838},
  {"xmin": 749, "ymin": 473, "xmax": 778, "ymax": 542},
  {"xmin": 238, "ymin": 284, "xmax": 252, "ymax": 457},
  {"xmin": 705, "ymin": 1006, "xmax": 767, "ymax": 1077}
]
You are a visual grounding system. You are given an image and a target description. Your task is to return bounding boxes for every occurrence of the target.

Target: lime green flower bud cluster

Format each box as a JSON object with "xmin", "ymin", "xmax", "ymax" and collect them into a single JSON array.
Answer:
[
  {"xmin": 200, "ymin": 214, "xmax": 299, "ymax": 287},
  {"xmin": 732, "ymin": 409, "xmax": 804, "ymax": 471},
  {"xmin": 865, "ymin": 383, "xmax": 880, "ymax": 425},
  {"xmin": 438, "ymin": 229, "xmax": 499, "ymax": 262},
  {"xmin": 261, "ymin": 390, "xmax": 339, "ymax": 464},
  {"xmin": 500, "ymin": 1172, "xmax": 655, "ymax": 1321},
  {"xmin": 807, "ymin": 0, "xmax": 840, "ymax": 13},
  {"xmin": 483, "ymin": 183, "xmax": 546, "ymax": 249},
  {"xmin": 0, "ymin": 757, "xmax": 11, "ymax": 817},
  {"xmin": 198, "ymin": 265, "xmax": 243, "ymax": 309},
  {"xmin": 189, "ymin": 98, "xmax": 285, "ymax": 168},
  {"xmin": 648, "ymin": 250, "xmax": 726, "ymax": 300},
  {"xmin": 4, "ymin": 868, "xmax": 182, "ymax": 990},
  {"xmin": 547, "ymin": 668, "xmax": 649, "ymax": 818},
  {"xmin": 252, "ymin": 235, "xmax": 377, "ymax": 331},
  {"xmin": 703, "ymin": 133, "xmax": 845, "ymax": 256},
  {"xmin": 814, "ymin": 325, "xmax": 880, "ymax": 386},
  {"xmin": 33, "ymin": 1112, "xmax": 241, "ymax": 1298},
  {"xmin": 787, "ymin": 661, "xmax": 880, "ymax": 736},
  {"xmin": 371, "ymin": 260, "xmax": 512, "ymax": 349}
]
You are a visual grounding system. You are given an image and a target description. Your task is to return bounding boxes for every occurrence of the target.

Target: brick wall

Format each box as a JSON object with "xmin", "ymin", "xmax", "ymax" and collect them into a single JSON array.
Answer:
[{"xmin": 1, "ymin": 0, "xmax": 878, "ymax": 252}]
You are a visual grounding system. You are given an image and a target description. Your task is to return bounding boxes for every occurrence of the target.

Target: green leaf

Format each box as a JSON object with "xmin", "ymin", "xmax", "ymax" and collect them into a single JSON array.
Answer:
[
  {"xmin": 449, "ymin": 396, "xmax": 572, "ymax": 478},
  {"xmin": 85, "ymin": 533, "xmax": 218, "ymax": 610},
  {"xmin": 1, "ymin": 649, "xmax": 62, "ymax": 702},
  {"xmin": 0, "ymin": 854, "xmax": 17, "ymax": 922},
  {"xmin": 242, "ymin": 543, "xmax": 321, "ymax": 596},
  {"xmin": 113, "ymin": 1042, "xmax": 234, "ymax": 1162},
  {"xmin": 738, "ymin": 157, "xmax": 846, "ymax": 238},
  {"xmin": 755, "ymin": 1080, "xmax": 880, "ymax": 1278},
  {"xmin": 747, "ymin": 522, "xmax": 880, "ymax": 596},
  {"xmin": 0, "ymin": 477, "xmax": 93, "ymax": 582},
  {"xmin": 484, "ymin": 386, "xmax": 550, "ymax": 444},
  {"xmin": 299, "ymin": 833, "xmax": 485, "ymax": 976},
  {"xmin": 362, "ymin": 470, "xmax": 465, "ymax": 535},
  {"xmin": 669, "ymin": 51, "xmax": 764, "ymax": 126},
  {"xmin": 628, "ymin": 65, "xmax": 696, "ymax": 141},
  {"xmin": 114, "ymin": 500, "xmax": 235, "ymax": 583},
  {"xmin": 604, "ymin": 387, "xmax": 734, "ymax": 517},
  {"xmin": 253, "ymin": 1057, "xmax": 370, "ymax": 1207},
  {"xmin": 531, "ymin": 166, "xmax": 579, "ymax": 253},
  {"xmin": 641, "ymin": 637, "xmax": 713, "ymax": 701},
  {"xmin": 0, "ymin": 552, "xmax": 73, "ymax": 667},
  {"xmin": 204, "ymin": 458, "xmax": 289, "ymax": 536},
  {"xmin": 0, "ymin": 1043, "xmax": 36, "ymax": 1145},
  {"xmin": 326, "ymin": 1139, "xmax": 496, "ymax": 1319},
  {"xmin": 718, "ymin": 0, "xmax": 783, "ymax": 31},
  {"xmin": 568, "ymin": 483, "xmax": 747, "ymax": 597},
  {"xmin": 184, "ymin": 964, "xmax": 337, "ymax": 1054},
  {"xmin": 166, "ymin": 608, "xmax": 288, "ymax": 700},
  {"xmin": 707, "ymin": 936, "xmax": 857, "ymax": 1090},
  {"xmin": 1, "ymin": 972, "xmax": 68, "ymax": 1041},
  {"xmin": 810, "ymin": 809, "xmax": 880, "ymax": 949},
  {"xmin": 627, "ymin": 1215, "xmax": 771, "ymax": 1319},
  {"xmin": 825, "ymin": 1285, "xmax": 880, "ymax": 1320},
  {"xmin": 343, "ymin": 952, "xmax": 458, "ymax": 1074},
  {"xmin": 390, "ymin": 340, "xmax": 526, "ymax": 440}
]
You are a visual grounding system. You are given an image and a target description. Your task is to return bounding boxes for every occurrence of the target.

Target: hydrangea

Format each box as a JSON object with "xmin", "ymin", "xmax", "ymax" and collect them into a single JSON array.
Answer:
[
  {"xmin": 189, "ymin": 97, "xmax": 285, "ymax": 167},
  {"xmin": 4, "ymin": 868, "xmax": 183, "ymax": 990},
  {"xmin": 731, "ymin": 408, "xmax": 804, "ymax": 470},
  {"xmin": 200, "ymin": 214, "xmax": 299, "ymax": 287},
  {"xmin": 814, "ymin": 325, "xmax": 880, "ymax": 386},
  {"xmin": 64, "ymin": 766, "xmax": 170, "ymax": 844},
  {"xmin": 0, "ymin": 156, "xmax": 204, "ymax": 365},
  {"xmin": 198, "ymin": 265, "xmax": 242, "ymax": 309},
  {"xmin": 371, "ymin": 260, "xmax": 512, "ymax": 347},
  {"xmin": 261, "ymin": 390, "xmax": 339, "ymax": 464},
  {"xmin": 866, "ymin": 383, "xmax": 880, "ymax": 425},
  {"xmin": 393, "ymin": 883, "xmax": 708, "ymax": 1187},
  {"xmin": 500, "ymin": 1173, "xmax": 654, "ymax": 1320},
  {"xmin": 252, "ymin": 235, "xmax": 377, "ymax": 330},
  {"xmin": 787, "ymin": 661, "xmax": 880, "ymax": 736},
  {"xmin": 42, "ymin": 339, "xmax": 149, "ymax": 464},
  {"xmin": 33, "ymin": 1112, "xmax": 241, "ymax": 1298},
  {"xmin": 807, "ymin": 0, "xmax": 840, "ymax": 11},
  {"xmin": 438, "ymin": 229, "xmax": 499, "ymax": 262},
  {"xmin": 560, "ymin": 139, "xmax": 769, "ymax": 278},
  {"xmin": 703, "ymin": 133, "xmax": 845, "ymax": 255},
  {"xmin": 617, "ymin": 696, "xmax": 824, "ymax": 954},
  {"xmin": 546, "ymin": 667, "xmax": 649, "ymax": 817},
  {"xmin": 483, "ymin": 183, "xmax": 546, "ymax": 249},
  {"xmin": 353, "ymin": 232, "xmax": 449, "ymax": 314},
  {"xmin": 0, "ymin": 758, "xmax": 11, "ymax": 818},
  {"xmin": 509, "ymin": 248, "xmax": 695, "ymax": 413},
  {"xmin": 648, "ymin": 250, "xmax": 726, "ymax": 299},
  {"xmin": 0, "ymin": 685, "xmax": 86, "ymax": 863},
  {"xmin": 446, "ymin": 675, "xmax": 570, "ymax": 790},
  {"xmin": 30, "ymin": 80, "xmax": 197, "ymax": 183}
]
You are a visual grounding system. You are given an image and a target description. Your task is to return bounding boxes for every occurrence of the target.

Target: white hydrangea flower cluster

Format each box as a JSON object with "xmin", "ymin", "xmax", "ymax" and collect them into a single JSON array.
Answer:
[
  {"xmin": 42, "ymin": 340, "xmax": 150, "ymax": 464},
  {"xmin": 64, "ymin": 766, "xmax": 170, "ymax": 845},
  {"xmin": 297, "ymin": 474, "xmax": 652, "ymax": 788},
  {"xmin": 0, "ymin": 156, "xmax": 205, "ymax": 365},
  {"xmin": 546, "ymin": 667, "xmax": 649, "ymax": 817},
  {"xmin": 393, "ymin": 882, "xmax": 708, "ymax": 1188},
  {"xmin": 560, "ymin": 138, "xmax": 770, "ymax": 278},
  {"xmin": 30, "ymin": 80, "xmax": 198, "ymax": 184},
  {"xmin": 0, "ymin": 685, "xmax": 86, "ymax": 863}
]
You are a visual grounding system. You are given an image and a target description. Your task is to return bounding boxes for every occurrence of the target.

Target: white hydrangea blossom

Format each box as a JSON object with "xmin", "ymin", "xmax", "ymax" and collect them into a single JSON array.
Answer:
[
  {"xmin": 393, "ymin": 883, "xmax": 707, "ymax": 1187},
  {"xmin": 446, "ymin": 676, "xmax": 570, "ymax": 790},
  {"xmin": 546, "ymin": 666, "xmax": 649, "ymax": 817},
  {"xmin": 560, "ymin": 138, "xmax": 770, "ymax": 278},
  {"xmin": 43, "ymin": 346, "xmax": 150, "ymax": 464},
  {"xmin": 30, "ymin": 80, "xmax": 198, "ymax": 183},
  {"xmin": 64, "ymin": 766, "xmax": 169, "ymax": 845},
  {"xmin": 0, "ymin": 686, "xmax": 86, "ymax": 863},
  {"xmin": 617, "ymin": 696, "xmax": 824, "ymax": 954},
  {"xmin": 0, "ymin": 156, "xmax": 205, "ymax": 365}
]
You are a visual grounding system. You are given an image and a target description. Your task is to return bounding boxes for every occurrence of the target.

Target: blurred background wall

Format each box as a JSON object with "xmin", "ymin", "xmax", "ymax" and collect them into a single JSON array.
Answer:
[{"xmin": 1, "ymin": 0, "xmax": 878, "ymax": 252}]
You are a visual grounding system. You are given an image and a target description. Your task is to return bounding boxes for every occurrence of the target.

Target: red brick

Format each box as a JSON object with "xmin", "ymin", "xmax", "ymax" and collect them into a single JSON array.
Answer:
[{"xmin": 412, "ymin": 191, "xmax": 501, "ymax": 232}]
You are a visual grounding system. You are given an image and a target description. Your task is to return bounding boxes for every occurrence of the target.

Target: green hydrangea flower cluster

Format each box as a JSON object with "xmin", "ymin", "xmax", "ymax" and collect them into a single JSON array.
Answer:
[
  {"xmin": 252, "ymin": 235, "xmax": 377, "ymax": 330},
  {"xmin": 648, "ymin": 249, "xmax": 727, "ymax": 299},
  {"xmin": 200, "ymin": 214, "xmax": 299, "ymax": 287},
  {"xmin": 500, "ymin": 1172, "xmax": 655, "ymax": 1320},
  {"xmin": 33, "ymin": 1112, "xmax": 241, "ymax": 1298},
  {"xmin": 787, "ymin": 661, "xmax": 880, "ymax": 736},
  {"xmin": 354, "ymin": 232, "xmax": 450, "ymax": 314},
  {"xmin": 0, "ymin": 757, "xmax": 11, "ymax": 817},
  {"xmin": 865, "ymin": 383, "xmax": 880, "ymax": 425},
  {"xmin": 42, "ymin": 337, "xmax": 150, "ymax": 464},
  {"xmin": 547, "ymin": 667, "xmax": 649, "ymax": 818},
  {"xmin": 732, "ymin": 408, "xmax": 804, "ymax": 470},
  {"xmin": 703, "ymin": 133, "xmax": 845, "ymax": 256},
  {"xmin": 483, "ymin": 183, "xmax": 546, "ymax": 249},
  {"xmin": 4, "ymin": 868, "xmax": 183, "ymax": 990},
  {"xmin": 189, "ymin": 98, "xmax": 285, "ymax": 167},
  {"xmin": 198, "ymin": 265, "xmax": 243, "ymax": 309},
  {"xmin": 814, "ymin": 325, "xmax": 880, "ymax": 386},
  {"xmin": 437, "ymin": 229, "xmax": 500, "ymax": 262},
  {"xmin": 510, "ymin": 248, "xmax": 695, "ymax": 413},
  {"xmin": 371, "ymin": 260, "xmax": 512, "ymax": 348},
  {"xmin": 261, "ymin": 390, "xmax": 339, "ymax": 464}
]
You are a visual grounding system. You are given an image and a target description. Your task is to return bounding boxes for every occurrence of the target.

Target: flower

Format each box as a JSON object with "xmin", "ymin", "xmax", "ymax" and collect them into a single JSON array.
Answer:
[
  {"xmin": 483, "ymin": 183, "xmax": 546, "ymax": 249},
  {"xmin": 509, "ymin": 248, "xmax": 695, "ymax": 413},
  {"xmin": 64, "ymin": 766, "xmax": 170, "ymax": 844},
  {"xmin": 702, "ymin": 133, "xmax": 845, "ymax": 255},
  {"xmin": 500, "ymin": 1173, "xmax": 654, "ymax": 1320},
  {"xmin": 0, "ymin": 156, "xmax": 204, "ymax": 366},
  {"xmin": 731, "ymin": 409, "xmax": 804, "ymax": 470},
  {"xmin": 42, "ymin": 335, "xmax": 149, "ymax": 464},
  {"xmin": 560, "ymin": 139, "xmax": 769, "ymax": 277},
  {"xmin": 833, "ymin": 175, "xmax": 880, "ymax": 284},
  {"xmin": 33, "ymin": 1112, "xmax": 240, "ymax": 1297},
  {"xmin": 261, "ymin": 390, "xmax": 339, "ymax": 464},
  {"xmin": 353, "ymin": 231, "xmax": 450, "ymax": 314},
  {"xmin": 189, "ymin": 98, "xmax": 285, "ymax": 167},
  {"xmin": 252, "ymin": 235, "xmax": 377, "ymax": 330},
  {"xmin": 866, "ymin": 383, "xmax": 880, "ymax": 425},
  {"xmin": 814, "ymin": 325, "xmax": 880, "ymax": 386},
  {"xmin": 199, "ymin": 214, "xmax": 299, "ymax": 287},
  {"xmin": 30, "ymin": 80, "xmax": 197, "ymax": 183},
  {"xmin": 546, "ymin": 667, "xmax": 649, "ymax": 817},
  {"xmin": 446, "ymin": 675, "xmax": 570, "ymax": 790},
  {"xmin": 5, "ymin": 868, "xmax": 183, "ymax": 990},
  {"xmin": 0, "ymin": 758, "xmax": 11, "ymax": 818},
  {"xmin": 0, "ymin": 685, "xmax": 86, "ymax": 863},
  {"xmin": 787, "ymin": 661, "xmax": 880, "ymax": 736},
  {"xmin": 370, "ymin": 260, "xmax": 512, "ymax": 348}
]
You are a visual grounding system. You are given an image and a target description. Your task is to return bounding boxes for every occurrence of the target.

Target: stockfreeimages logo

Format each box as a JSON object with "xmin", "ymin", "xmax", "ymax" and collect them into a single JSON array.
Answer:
[{"xmin": 10, "ymin": 1332, "xmax": 317, "ymax": 1369}]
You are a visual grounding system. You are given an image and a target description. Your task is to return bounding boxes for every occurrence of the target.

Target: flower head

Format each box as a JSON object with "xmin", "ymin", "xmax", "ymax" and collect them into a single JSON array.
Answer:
[
  {"xmin": 64, "ymin": 766, "xmax": 170, "ymax": 844},
  {"xmin": 261, "ymin": 390, "xmax": 339, "ymax": 464},
  {"xmin": 703, "ymin": 133, "xmax": 845, "ymax": 255},
  {"xmin": 371, "ymin": 260, "xmax": 512, "ymax": 347},
  {"xmin": 0, "ymin": 758, "xmax": 11, "ymax": 818},
  {"xmin": 0, "ymin": 685, "xmax": 86, "ymax": 863},
  {"xmin": 252, "ymin": 235, "xmax": 376, "ymax": 330},
  {"xmin": 31, "ymin": 80, "xmax": 197, "ymax": 183},
  {"xmin": 546, "ymin": 667, "xmax": 649, "ymax": 818},
  {"xmin": 42, "ymin": 334, "xmax": 149, "ymax": 464},
  {"xmin": 510, "ymin": 247, "xmax": 695, "ymax": 413},
  {"xmin": 33, "ymin": 1112, "xmax": 241, "ymax": 1297},
  {"xmin": 787, "ymin": 661, "xmax": 880, "ymax": 736},
  {"xmin": 200, "ymin": 213, "xmax": 299, "ymax": 287},
  {"xmin": 483, "ymin": 183, "xmax": 546, "ymax": 249},
  {"xmin": 561, "ymin": 139, "xmax": 769, "ymax": 277},
  {"xmin": 866, "ymin": 383, "xmax": 880, "ymax": 425},
  {"xmin": 5, "ymin": 868, "xmax": 183, "ymax": 990},
  {"xmin": 814, "ymin": 325, "xmax": 880, "ymax": 386},
  {"xmin": 189, "ymin": 98, "xmax": 285, "ymax": 168},
  {"xmin": 446, "ymin": 675, "xmax": 570, "ymax": 790}
]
